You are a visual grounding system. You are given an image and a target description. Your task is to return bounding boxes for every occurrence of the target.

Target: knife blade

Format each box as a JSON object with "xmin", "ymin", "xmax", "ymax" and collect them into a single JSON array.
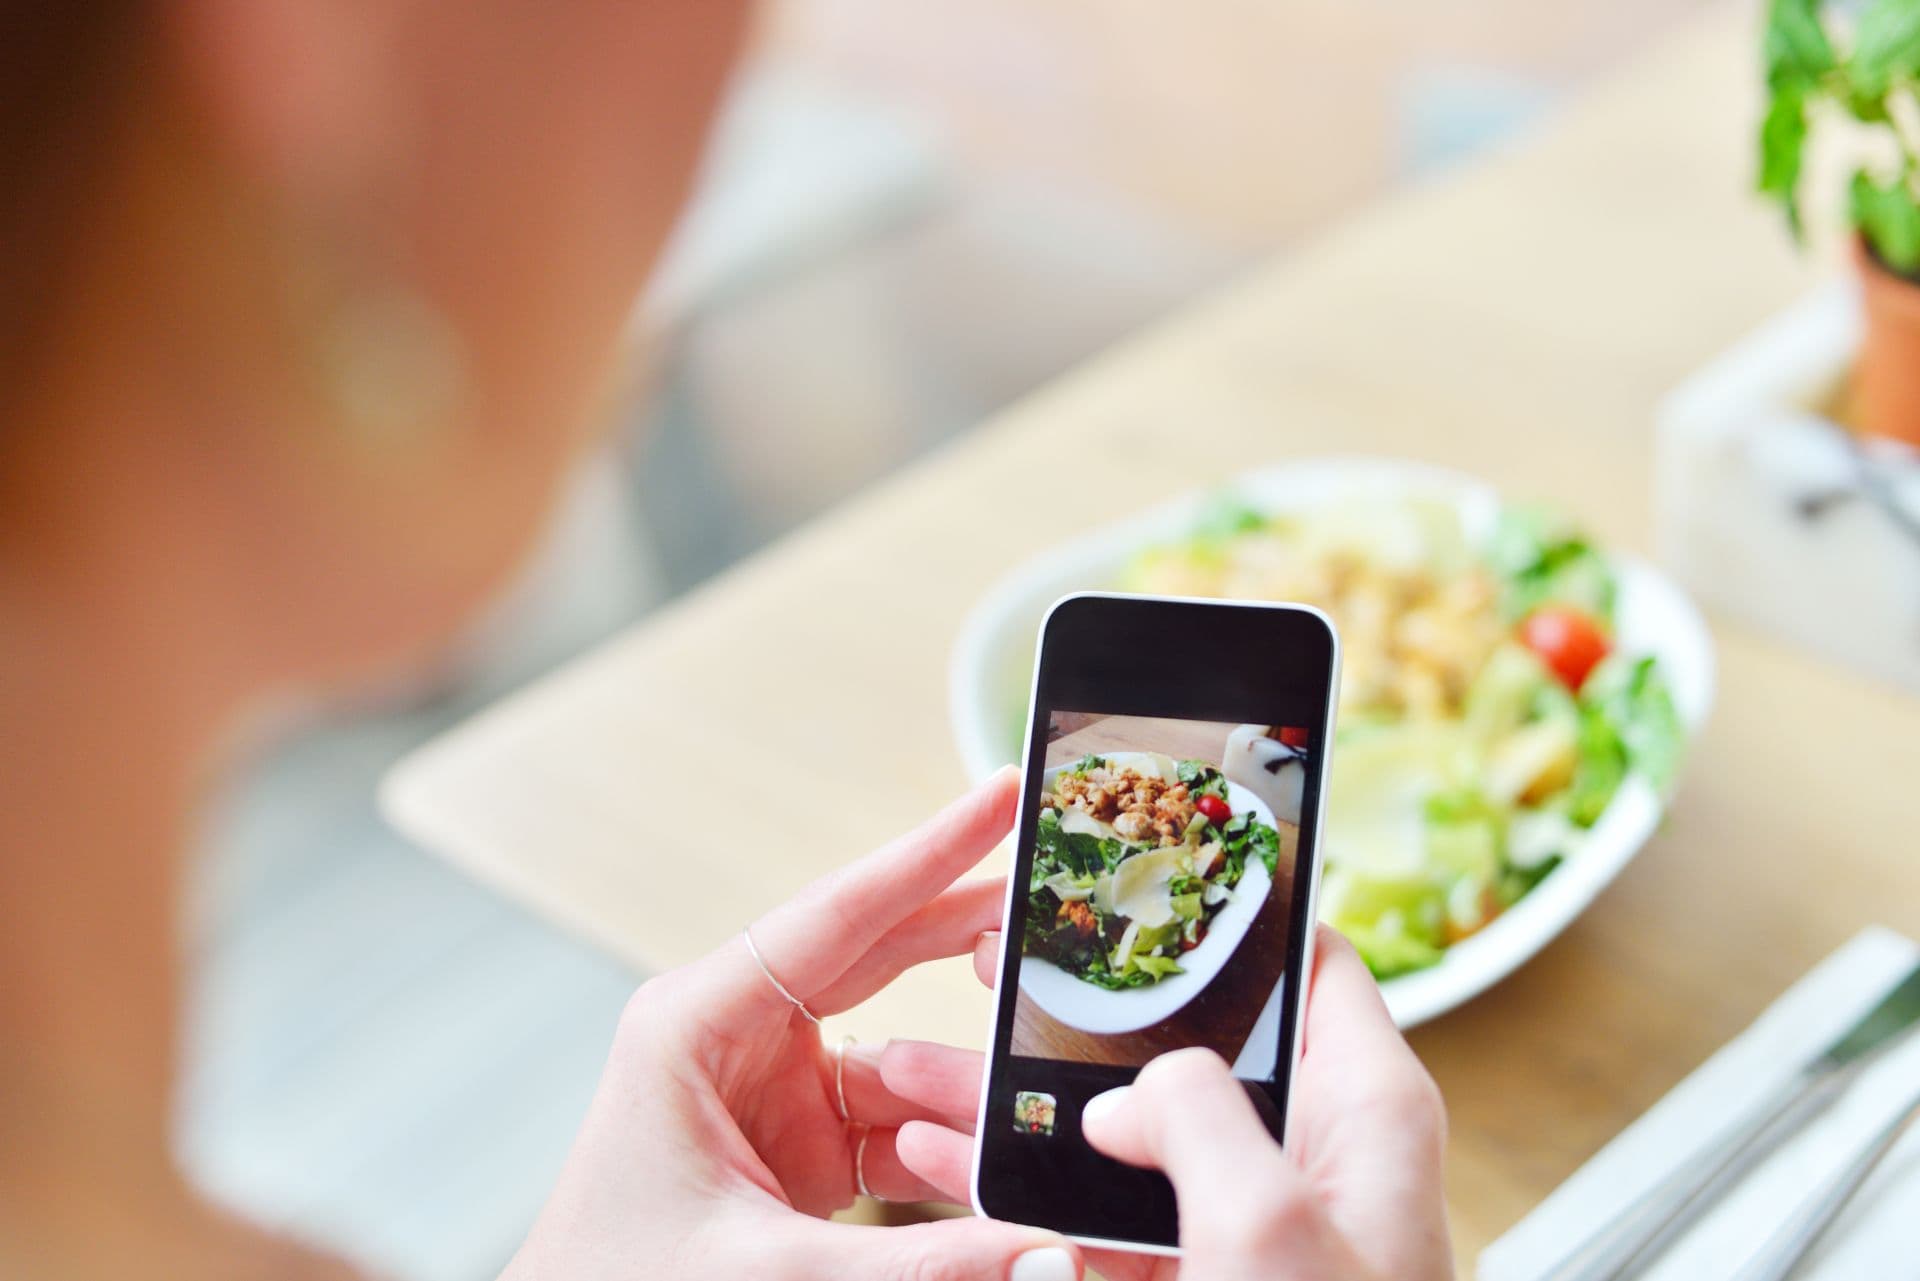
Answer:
[
  {"xmin": 1542, "ymin": 960, "xmax": 1920, "ymax": 1281},
  {"xmin": 1820, "ymin": 964, "xmax": 1920, "ymax": 1068}
]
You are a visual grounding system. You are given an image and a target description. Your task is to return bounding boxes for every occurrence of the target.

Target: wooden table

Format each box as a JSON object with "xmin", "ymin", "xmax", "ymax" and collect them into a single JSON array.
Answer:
[{"xmin": 383, "ymin": 5, "xmax": 1920, "ymax": 1270}]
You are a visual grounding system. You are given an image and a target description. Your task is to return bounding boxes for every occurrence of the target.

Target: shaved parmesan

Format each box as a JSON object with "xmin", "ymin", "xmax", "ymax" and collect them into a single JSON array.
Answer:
[
  {"xmin": 1091, "ymin": 873, "xmax": 1115, "ymax": 917},
  {"xmin": 1107, "ymin": 845, "xmax": 1187, "ymax": 928},
  {"xmin": 1326, "ymin": 723, "xmax": 1464, "ymax": 875},
  {"xmin": 1058, "ymin": 806, "xmax": 1113, "ymax": 840}
]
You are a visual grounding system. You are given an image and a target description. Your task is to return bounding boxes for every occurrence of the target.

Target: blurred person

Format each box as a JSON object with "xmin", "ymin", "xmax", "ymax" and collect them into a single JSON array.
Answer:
[{"xmin": 0, "ymin": 4, "xmax": 1449, "ymax": 1280}]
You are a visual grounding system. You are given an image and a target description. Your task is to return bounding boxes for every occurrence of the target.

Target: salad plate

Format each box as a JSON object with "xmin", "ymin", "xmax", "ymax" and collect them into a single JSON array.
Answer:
[
  {"xmin": 1019, "ymin": 752, "xmax": 1280, "ymax": 1035},
  {"xmin": 952, "ymin": 459, "xmax": 1715, "ymax": 1028}
]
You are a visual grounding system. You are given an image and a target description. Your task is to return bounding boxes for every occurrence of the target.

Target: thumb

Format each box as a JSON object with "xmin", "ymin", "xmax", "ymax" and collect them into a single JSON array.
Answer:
[
  {"xmin": 1080, "ymin": 1048, "xmax": 1362, "ymax": 1277},
  {"xmin": 783, "ymin": 1215, "xmax": 1083, "ymax": 1281},
  {"xmin": 1080, "ymin": 1047, "xmax": 1291, "ymax": 1210}
]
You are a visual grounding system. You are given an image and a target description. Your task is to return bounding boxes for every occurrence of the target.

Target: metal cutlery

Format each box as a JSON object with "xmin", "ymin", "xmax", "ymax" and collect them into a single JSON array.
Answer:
[
  {"xmin": 1728, "ymin": 1080, "xmax": 1920, "ymax": 1281},
  {"xmin": 1541, "ymin": 962, "xmax": 1920, "ymax": 1281}
]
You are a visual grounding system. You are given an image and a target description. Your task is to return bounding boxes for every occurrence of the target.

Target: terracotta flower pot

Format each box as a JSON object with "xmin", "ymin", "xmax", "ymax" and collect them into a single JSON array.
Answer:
[{"xmin": 1854, "ymin": 238, "xmax": 1920, "ymax": 448}]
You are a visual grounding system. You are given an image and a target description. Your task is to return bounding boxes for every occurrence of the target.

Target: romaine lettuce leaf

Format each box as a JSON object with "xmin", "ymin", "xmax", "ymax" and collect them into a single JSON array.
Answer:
[
  {"xmin": 1219, "ymin": 810, "xmax": 1281, "ymax": 879},
  {"xmin": 1034, "ymin": 808, "xmax": 1127, "ymax": 877},
  {"xmin": 1497, "ymin": 854, "xmax": 1562, "ymax": 908},
  {"xmin": 1582, "ymin": 655, "xmax": 1685, "ymax": 791},
  {"xmin": 1132, "ymin": 954, "xmax": 1184, "ymax": 980},
  {"xmin": 1566, "ymin": 703, "xmax": 1628, "ymax": 826},
  {"xmin": 1177, "ymin": 758, "xmax": 1230, "ymax": 802},
  {"xmin": 1339, "ymin": 914, "xmax": 1446, "ymax": 980},
  {"xmin": 1424, "ymin": 786, "xmax": 1503, "ymax": 885},
  {"xmin": 1488, "ymin": 506, "xmax": 1618, "ymax": 623}
]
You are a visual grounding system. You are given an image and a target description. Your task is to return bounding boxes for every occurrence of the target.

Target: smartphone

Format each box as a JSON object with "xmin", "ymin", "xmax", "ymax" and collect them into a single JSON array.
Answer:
[{"xmin": 971, "ymin": 592, "xmax": 1339, "ymax": 1255}]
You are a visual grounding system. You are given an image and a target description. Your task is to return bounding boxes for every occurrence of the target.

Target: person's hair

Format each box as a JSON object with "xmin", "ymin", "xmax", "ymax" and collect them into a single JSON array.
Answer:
[{"xmin": 0, "ymin": 5, "xmax": 148, "ymax": 405}]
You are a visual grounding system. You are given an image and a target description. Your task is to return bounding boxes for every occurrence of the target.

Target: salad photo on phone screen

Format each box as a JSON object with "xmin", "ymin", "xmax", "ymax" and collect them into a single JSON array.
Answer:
[{"xmin": 1012, "ymin": 715, "xmax": 1311, "ymax": 1073}]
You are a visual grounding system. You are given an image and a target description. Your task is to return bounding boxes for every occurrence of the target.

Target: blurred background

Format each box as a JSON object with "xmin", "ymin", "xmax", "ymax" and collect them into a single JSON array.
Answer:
[{"xmin": 180, "ymin": 3, "xmax": 1714, "ymax": 1277}]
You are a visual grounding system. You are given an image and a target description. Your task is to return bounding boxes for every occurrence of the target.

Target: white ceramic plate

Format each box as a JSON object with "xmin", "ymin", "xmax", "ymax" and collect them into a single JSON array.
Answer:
[
  {"xmin": 1019, "ymin": 752, "xmax": 1279, "ymax": 1034},
  {"xmin": 951, "ymin": 458, "xmax": 1716, "ymax": 1029}
]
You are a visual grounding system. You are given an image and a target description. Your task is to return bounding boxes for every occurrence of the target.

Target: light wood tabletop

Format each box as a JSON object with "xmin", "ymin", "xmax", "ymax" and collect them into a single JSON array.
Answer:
[{"xmin": 383, "ymin": 4, "xmax": 1920, "ymax": 1269}]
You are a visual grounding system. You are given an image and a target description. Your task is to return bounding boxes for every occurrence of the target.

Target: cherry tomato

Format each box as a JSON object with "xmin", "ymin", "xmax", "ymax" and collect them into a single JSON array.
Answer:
[
  {"xmin": 1520, "ymin": 606, "xmax": 1610, "ymax": 691},
  {"xmin": 1195, "ymin": 794, "xmax": 1232, "ymax": 824},
  {"xmin": 1277, "ymin": 725, "xmax": 1308, "ymax": 749}
]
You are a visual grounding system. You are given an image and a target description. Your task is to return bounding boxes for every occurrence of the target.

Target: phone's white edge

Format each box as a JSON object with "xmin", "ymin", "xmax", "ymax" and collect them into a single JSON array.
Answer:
[
  {"xmin": 967, "ymin": 591, "xmax": 1341, "ymax": 1260},
  {"xmin": 966, "ymin": 590, "xmax": 1056, "ymax": 1234},
  {"xmin": 1287, "ymin": 597, "xmax": 1339, "ymax": 1150}
]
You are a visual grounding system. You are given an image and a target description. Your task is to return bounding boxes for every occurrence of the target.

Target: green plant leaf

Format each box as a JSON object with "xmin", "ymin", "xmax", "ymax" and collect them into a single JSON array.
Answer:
[
  {"xmin": 1852, "ymin": 0, "xmax": 1920, "ymax": 99},
  {"xmin": 1758, "ymin": 77, "xmax": 1809, "ymax": 234},
  {"xmin": 1851, "ymin": 167, "xmax": 1920, "ymax": 273},
  {"xmin": 1757, "ymin": 0, "xmax": 1832, "ymax": 237},
  {"xmin": 1764, "ymin": 0, "xmax": 1836, "ymax": 83}
]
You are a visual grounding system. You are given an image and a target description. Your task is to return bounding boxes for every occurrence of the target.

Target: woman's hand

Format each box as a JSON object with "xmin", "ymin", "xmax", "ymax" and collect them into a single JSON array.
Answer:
[
  {"xmin": 503, "ymin": 768, "xmax": 1082, "ymax": 1281},
  {"xmin": 1070, "ymin": 927, "xmax": 1454, "ymax": 1281}
]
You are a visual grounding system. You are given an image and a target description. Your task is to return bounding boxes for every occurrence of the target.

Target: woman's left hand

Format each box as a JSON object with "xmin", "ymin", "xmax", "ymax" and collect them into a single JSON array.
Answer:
[{"xmin": 503, "ymin": 767, "xmax": 1082, "ymax": 1281}]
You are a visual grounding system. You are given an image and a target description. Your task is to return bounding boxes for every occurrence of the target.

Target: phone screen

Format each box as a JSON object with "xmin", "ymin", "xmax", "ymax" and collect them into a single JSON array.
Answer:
[{"xmin": 974, "ymin": 594, "xmax": 1338, "ymax": 1252}]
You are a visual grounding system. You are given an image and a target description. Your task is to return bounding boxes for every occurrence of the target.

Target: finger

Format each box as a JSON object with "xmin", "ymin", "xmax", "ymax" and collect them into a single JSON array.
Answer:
[
  {"xmin": 829, "ymin": 1040, "xmax": 981, "ymax": 1133},
  {"xmin": 891, "ymin": 1123, "xmax": 1170, "ymax": 1280},
  {"xmin": 892, "ymin": 1130, "xmax": 1163, "ymax": 1281},
  {"xmin": 1080, "ymin": 1049, "xmax": 1309, "ymax": 1246},
  {"xmin": 877, "ymin": 1039, "xmax": 984, "ymax": 1134},
  {"xmin": 1080, "ymin": 1249, "xmax": 1168, "ymax": 1281},
  {"xmin": 828, "ymin": 1042, "xmax": 943, "ymax": 1131},
  {"xmin": 1301, "ymin": 926, "xmax": 1427, "ymax": 1087},
  {"xmin": 781, "ymin": 1213, "xmax": 1082, "ymax": 1281},
  {"xmin": 851, "ymin": 1124, "xmax": 949, "ymax": 1204},
  {"xmin": 808, "ymin": 877, "xmax": 1007, "ymax": 1015},
  {"xmin": 893, "ymin": 1118, "xmax": 974, "ymax": 1203},
  {"xmin": 1297, "ymin": 926, "xmax": 1447, "ymax": 1164},
  {"xmin": 750, "ymin": 768, "xmax": 1019, "ymax": 1006},
  {"xmin": 1083, "ymin": 1051, "xmax": 1370, "ymax": 1276},
  {"xmin": 1080, "ymin": 1049, "xmax": 1286, "ymax": 1192},
  {"xmin": 974, "ymin": 931, "xmax": 1002, "ymax": 989},
  {"xmin": 1293, "ymin": 927, "xmax": 1452, "ymax": 1277}
]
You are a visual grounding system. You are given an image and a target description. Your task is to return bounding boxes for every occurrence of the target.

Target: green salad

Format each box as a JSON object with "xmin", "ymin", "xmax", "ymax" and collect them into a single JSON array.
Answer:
[
  {"xmin": 1122, "ymin": 498, "xmax": 1687, "ymax": 980},
  {"xmin": 1024, "ymin": 753, "xmax": 1282, "ymax": 989}
]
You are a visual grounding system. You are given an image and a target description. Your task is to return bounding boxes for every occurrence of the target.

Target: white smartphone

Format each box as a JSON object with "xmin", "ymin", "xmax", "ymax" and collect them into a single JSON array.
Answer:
[{"xmin": 971, "ymin": 593, "xmax": 1339, "ymax": 1255}]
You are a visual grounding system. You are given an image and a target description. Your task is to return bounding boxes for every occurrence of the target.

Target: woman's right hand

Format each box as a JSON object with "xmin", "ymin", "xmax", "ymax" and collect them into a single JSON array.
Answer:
[{"xmin": 1075, "ymin": 927, "xmax": 1453, "ymax": 1281}]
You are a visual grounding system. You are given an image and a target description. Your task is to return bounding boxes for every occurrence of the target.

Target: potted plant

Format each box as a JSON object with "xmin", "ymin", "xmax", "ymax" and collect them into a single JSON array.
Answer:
[{"xmin": 1759, "ymin": 0, "xmax": 1920, "ymax": 447}]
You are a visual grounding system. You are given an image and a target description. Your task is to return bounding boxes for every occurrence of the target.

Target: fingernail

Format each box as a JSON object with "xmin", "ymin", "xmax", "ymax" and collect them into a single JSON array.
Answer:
[
  {"xmin": 1010, "ymin": 1246, "xmax": 1079, "ymax": 1281},
  {"xmin": 1080, "ymin": 1086, "xmax": 1130, "ymax": 1130}
]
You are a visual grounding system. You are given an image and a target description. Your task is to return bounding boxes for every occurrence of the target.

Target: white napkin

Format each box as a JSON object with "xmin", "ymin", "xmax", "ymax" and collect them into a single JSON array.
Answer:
[{"xmin": 1480, "ymin": 927, "xmax": 1920, "ymax": 1280}]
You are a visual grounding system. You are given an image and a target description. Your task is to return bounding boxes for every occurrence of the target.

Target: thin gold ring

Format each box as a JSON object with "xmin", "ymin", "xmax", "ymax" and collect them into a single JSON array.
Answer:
[
  {"xmin": 742, "ymin": 927, "xmax": 820, "ymax": 1025},
  {"xmin": 833, "ymin": 1035, "xmax": 856, "ymax": 1121}
]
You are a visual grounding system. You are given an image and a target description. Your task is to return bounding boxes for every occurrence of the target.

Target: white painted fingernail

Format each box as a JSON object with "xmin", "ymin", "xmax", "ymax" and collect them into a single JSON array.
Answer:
[
  {"xmin": 1010, "ymin": 1246, "xmax": 1078, "ymax": 1281},
  {"xmin": 1080, "ymin": 1086, "xmax": 1130, "ymax": 1130}
]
